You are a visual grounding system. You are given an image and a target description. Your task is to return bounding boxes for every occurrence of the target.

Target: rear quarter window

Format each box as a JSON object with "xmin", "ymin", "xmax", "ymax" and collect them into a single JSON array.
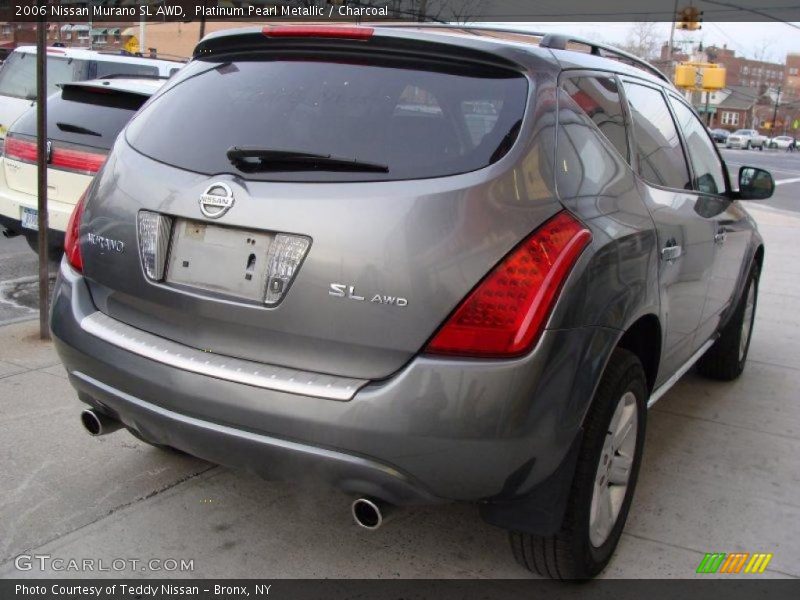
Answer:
[{"xmin": 125, "ymin": 56, "xmax": 529, "ymax": 182}]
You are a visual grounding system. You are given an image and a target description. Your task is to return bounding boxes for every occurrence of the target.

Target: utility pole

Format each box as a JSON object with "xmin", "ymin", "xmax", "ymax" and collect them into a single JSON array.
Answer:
[
  {"xmin": 668, "ymin": 0, "xmax": 679, "ymax": 77},
  {"xmin": 36, "ymin": 18, "xmax": 50, "ymax": 340},
  {"xmin": 771, "ymin": 85, "xmax": 782, "ymax": 134}
]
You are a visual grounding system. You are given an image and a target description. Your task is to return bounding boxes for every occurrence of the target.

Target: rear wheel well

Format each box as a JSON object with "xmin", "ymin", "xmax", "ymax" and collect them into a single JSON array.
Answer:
[{"xmin": 615, "ymin": 315, "xmax": 661, "ymax": 393}]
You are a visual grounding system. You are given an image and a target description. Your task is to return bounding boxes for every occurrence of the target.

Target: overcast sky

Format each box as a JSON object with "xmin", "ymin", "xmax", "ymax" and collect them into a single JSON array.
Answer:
[{"xmin": 490, "ymin": 22, "xmax": 800, "ymax": 62}]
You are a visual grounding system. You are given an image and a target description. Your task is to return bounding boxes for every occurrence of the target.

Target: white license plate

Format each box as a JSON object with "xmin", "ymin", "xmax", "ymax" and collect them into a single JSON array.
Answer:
[
  {"xmin": 21, "ymin": 207, "xmax": 38, "ymax": 231},
  {"xmin": 166, "ymin": 220, "xmax": 274, "ymax": 302}
]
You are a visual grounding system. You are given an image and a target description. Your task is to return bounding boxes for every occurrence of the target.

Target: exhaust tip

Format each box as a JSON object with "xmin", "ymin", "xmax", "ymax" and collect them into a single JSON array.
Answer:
[
  {"xmin": 352, "ymin": 498, "xmax": 383, "ymax": 530},
  {"xmin": 81, "ymin": 409, "xmax": 103, "ymax": 436}
]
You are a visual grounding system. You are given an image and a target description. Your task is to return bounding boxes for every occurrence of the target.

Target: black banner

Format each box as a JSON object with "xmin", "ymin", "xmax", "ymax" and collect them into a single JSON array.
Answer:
[
  {"xmin": 2, "ymin": 0, "xmax": 800, "ymax": 23},
  {"xmin": 3, "ymin": 580, "xmax": 800, "ymax": 600}
]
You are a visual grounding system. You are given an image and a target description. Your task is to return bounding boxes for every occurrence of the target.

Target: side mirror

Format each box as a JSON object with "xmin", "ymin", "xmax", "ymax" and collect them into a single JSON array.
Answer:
[{"xmin": 737, "ymin": 166, "xmax": 774, "ymax": 200}]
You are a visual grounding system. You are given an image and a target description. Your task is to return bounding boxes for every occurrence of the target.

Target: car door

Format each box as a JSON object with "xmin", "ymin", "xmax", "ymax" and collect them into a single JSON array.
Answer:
[
  {"xmin": 621, "ymin": 80, "xmax": 717, "ymax": 381},
  {"xmin": 666, "ymin": 94, "xmax": 751, "ymax": 344}
]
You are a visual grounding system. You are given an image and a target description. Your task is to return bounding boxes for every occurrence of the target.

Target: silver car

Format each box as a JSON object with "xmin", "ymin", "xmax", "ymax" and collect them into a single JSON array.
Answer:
[{"xmin": 51, "ymin": 25, "xmax": 773, "ymax": 579}]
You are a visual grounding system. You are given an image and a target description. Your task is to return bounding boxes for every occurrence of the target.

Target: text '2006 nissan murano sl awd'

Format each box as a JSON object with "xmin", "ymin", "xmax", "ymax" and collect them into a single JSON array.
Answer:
[{"xmin": 51, "ymin": 24, "xmax": 773, "ymax": 579}]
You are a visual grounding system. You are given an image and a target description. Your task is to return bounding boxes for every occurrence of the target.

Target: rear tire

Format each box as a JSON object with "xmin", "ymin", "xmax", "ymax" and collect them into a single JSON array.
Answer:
[
  {"xmin": 696, "ymin": 264, "xmax": 759, "ymax": 381},
  {"xmin": 509, "ymin": 349, "xmax": 647, "ymax": 580}
]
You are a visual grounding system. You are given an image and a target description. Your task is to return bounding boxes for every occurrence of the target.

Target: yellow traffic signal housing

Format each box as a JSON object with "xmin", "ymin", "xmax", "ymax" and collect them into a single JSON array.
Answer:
[
  {"xmin": 677, "ymin": 5, "xmax": 703, "ymax": 30},
  {"xmin": 702, "ymin": 65, "xmax": 726, "ymax": 90},
  {"xmin": 674, "ymin": 63, "xmax": 726, "ymax": 91},
  {"xmin": 674, "ymin": 64, "xmax": 697, "ymax": 88}
]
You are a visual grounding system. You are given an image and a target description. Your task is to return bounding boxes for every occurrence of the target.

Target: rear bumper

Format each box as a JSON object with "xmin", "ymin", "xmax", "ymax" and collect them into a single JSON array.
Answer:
[
  {"xmin": 0, "ymin": 165, "xmax": 74, "ymax": 233},
  {"xmin": 51, "ymin": 261, "xmax": 619, "ymax": 525}
]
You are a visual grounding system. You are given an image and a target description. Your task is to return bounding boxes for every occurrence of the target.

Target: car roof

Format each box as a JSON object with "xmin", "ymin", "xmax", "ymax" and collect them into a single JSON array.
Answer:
[
  {"xmin": 195, "ymin": 24, "xmax": 672, "ymax": 89},
  {"xmin": 13, "ymin": 45, "xmax": 182, "ymax": 67},
  {"xmin": 59, "ymin": 77, "xmax": 165, "ymax": 96}
]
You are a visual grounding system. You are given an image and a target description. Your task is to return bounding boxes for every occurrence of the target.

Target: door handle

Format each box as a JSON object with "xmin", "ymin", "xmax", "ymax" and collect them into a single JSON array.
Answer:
[
  {"xmin": 661, "ymin": 245, "xmax": 682, "ymax": 262},
  {"xmin": 714, "ymin": 231, "xmax": 727, "ymax": 245}
]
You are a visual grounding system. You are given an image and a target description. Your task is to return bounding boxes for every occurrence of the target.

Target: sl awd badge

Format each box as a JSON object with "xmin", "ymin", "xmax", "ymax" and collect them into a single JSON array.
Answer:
[
  {"xmin": 330, "ymin": 284, "xmax": 408, "ymax": 307},
  {"xmin": 199, "ymin": 182, "xmax": 234, "ymax": 219}
]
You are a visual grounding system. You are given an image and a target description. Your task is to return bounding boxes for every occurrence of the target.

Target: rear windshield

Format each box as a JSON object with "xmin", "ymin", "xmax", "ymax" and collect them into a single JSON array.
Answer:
[
  {"xmin": 0, "ymin": 52, "xmax": 88, "ymax": 100},
  {"xmin": 0, "ymin": 52, "xmax": 160, "ymax": 101},
  {"xmin": 125, "ymin": 56, "xmax": 529, "ymax": 182},
  {"xmin": 10, "ymin": 87, "xmax": 148, "ymax": 151}
]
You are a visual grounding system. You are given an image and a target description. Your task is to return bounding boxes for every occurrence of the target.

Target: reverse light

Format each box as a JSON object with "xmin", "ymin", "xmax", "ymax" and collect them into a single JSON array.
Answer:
[
  {"xmin": 137, "ymin": 211, "xmax": 173, "ymax": 281},
  {"xmin": 426, "ymin": 211, "xmax": 592, "ymax": 358},
  {"xmin": 262, "ymin": 25, "xmax": 374, "ymax": 40},
  {"xmin": 263, "ymin": 234, "xmax": 311, "ymax": 306},
  {"xmin": 64, "ymin": 192, "xmax": 87, "ymax": 272}
]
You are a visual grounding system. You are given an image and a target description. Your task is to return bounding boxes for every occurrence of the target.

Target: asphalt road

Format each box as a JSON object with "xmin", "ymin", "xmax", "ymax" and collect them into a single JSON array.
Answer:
[{"xmin": 1, "ymin": 148, "xmax": 798, "ymax": 326}]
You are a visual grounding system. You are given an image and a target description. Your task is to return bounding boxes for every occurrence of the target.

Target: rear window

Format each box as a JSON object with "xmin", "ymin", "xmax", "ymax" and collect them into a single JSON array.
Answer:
[
  {"xmin": 10, "ymin": 86, "xmax": 148, "ymax": 151},
  {"xmin": 94, "ymin": 60, "xmax": 159, "ymax": 79},
  {"xmin": 125, "ymin": 56, "xmax": 529, "ymax": 182},
  {"xmin": 0, "ymin": 52, "xmax": 89, "ymax": 100}
]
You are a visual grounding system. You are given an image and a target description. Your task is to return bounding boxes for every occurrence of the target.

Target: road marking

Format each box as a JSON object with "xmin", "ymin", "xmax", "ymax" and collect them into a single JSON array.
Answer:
[{"xmin": 775, "ymin": 177, "xmax": 800, "ymax": 186}]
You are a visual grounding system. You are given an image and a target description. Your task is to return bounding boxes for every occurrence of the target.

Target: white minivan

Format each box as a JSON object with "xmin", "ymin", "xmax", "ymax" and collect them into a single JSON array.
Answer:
[{"xmin": 0, "ymin": 46, "xmax": 181, "ymax": 144}]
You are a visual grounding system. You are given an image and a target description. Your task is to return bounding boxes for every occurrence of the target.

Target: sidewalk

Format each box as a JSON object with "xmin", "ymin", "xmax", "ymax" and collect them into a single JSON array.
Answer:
[{"xmin": 0, "ymin": 204, "xmax": 798, "ymax": 579}]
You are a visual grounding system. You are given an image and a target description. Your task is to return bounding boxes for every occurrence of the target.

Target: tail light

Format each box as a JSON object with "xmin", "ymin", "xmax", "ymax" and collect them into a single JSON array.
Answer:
[
  {"xmin": 426, "ymin": 211, "xmax": 591, "ymax": 358},
  {"xmin": 4, "ymin": 136, "xmax": 38, "ymax": 163},
  {"xmin": 64, "ymin": 191, "xmax": 87, "ymax": 272},
  {"xmin": 262, "ymin": 25, "xmax": 374, "ymax": 40},
  {"xmin": 4, "ymin": 135, "xmax": 106, "ymax": 174},
  {"xmin": 50, "ymin": 147, "xmax": 106, "ymax": 175}
]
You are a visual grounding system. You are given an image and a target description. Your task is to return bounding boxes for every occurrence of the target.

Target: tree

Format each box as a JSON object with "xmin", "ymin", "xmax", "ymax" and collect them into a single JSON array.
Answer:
[{"xmin": 620, "ymin": 21, "xmax": 660, "ymax": 61}]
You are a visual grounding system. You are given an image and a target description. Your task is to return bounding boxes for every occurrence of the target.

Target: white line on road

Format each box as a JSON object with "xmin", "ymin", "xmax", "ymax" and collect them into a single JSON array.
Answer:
[{"xmin": 775, "ymin": 177, "xmax": 800, "ymax": 186}]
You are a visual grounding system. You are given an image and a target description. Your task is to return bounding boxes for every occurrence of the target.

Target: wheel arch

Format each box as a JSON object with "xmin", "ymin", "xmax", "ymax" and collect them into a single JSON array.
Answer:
[{"xmin": 614, "ymin": 314, "xmax": 662, "ymax": 394}]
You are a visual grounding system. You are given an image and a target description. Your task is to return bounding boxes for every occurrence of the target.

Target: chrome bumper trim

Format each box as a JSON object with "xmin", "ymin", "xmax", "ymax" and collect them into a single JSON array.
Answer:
[{"xmin": 79, "ymin": 312, "xmax": 367, "ymax": 401}]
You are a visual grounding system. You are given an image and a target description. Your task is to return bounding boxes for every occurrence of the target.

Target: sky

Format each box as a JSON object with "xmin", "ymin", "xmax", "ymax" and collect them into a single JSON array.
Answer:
[{"xmin": 492, "ymin": 22, "xmax": 800, "ymax": 62}]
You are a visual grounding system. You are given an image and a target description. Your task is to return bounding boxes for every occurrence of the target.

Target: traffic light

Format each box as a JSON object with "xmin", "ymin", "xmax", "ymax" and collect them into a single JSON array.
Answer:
[{"xmin": 677, "ymin": 5, "xmax": 703, "ymax": 30}]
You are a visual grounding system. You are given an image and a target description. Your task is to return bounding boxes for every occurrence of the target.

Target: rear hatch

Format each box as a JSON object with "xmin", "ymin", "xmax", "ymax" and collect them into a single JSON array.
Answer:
[
  {"xmin": 3, "ymin": 82, "xmax": 151, "ymax": 207},
  {"xmin": 81, "ymin": 30, "xmax": 560, "ymax": 380}
]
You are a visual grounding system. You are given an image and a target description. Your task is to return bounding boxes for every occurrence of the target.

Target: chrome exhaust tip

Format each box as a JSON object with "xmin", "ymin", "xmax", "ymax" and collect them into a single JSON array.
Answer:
[
  {"xmin": 351, "ymin": 498, "xmax": 388, "ymax": 530},
  {"xmin": 80, "ymin": 409, "xmax": 122, "ymax": 436}
]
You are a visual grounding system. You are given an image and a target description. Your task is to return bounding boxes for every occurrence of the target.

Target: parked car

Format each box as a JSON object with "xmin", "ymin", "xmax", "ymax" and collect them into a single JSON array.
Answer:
[
  {"xmin": 708, "ymin": 128, "xmax": 729, "ymax": 143},
  {"xmin": 0, "ymin": 77, "xmax": 164, "ymax": 260},
  {"xmin": 0, "ymin": 46, "xmax": 181, "ymax": 148},
  {"xmin": 51, "ymin": 25, "xmax": 771, "ymax": 580},
  {"xmin": 769, "ymin": 135, "xmax": 796, "ymax": 150},
  {"xmin": 726, "ymin": 128, "xmax": 767, "ymax": 149}
]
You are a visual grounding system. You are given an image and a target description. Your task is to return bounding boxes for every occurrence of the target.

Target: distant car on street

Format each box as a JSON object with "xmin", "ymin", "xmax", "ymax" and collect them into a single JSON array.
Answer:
[
  {"xmin": 769, "ymin": 135, "xmax": 796, "ymax": 150},
  {"xmin": 726, "ymin": 128, "xmax": 767, "ymax": 150},
  {"xmin": 708, "ymin": 128, "xmax": 729, "ymax": 143}
]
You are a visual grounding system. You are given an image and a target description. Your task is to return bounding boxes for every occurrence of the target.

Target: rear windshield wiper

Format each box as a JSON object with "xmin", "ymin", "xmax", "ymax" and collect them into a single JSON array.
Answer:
[
  {"xmin": 226, "ymin": 147, "xmax": 389, "ymax": 173},
  {"xmin": 56, "ymin": 122, "xmax": 102, "ymax": 137}
]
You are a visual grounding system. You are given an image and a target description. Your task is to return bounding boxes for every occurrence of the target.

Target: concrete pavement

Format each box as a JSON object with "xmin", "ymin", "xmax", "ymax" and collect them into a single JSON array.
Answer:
[{"xmin": 0, "ymin": 203, "xmax": 799, "ymax": 579}]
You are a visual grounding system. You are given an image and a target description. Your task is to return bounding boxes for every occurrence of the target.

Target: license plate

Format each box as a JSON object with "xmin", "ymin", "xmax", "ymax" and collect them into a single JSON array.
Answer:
[
  {"xmin": 21, "ymin": 207, "xmax": 38, "ymax": 231},
  {"xmin": 166, "ymin": 219, "xmax": 274, "ymax": 302}
]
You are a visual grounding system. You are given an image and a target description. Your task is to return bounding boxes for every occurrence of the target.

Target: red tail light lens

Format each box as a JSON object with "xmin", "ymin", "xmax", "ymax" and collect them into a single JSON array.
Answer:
[
  {"xmin": 426, "ymin": 211, "xmax": 592, "ymax": 358},
  {"xmin": 4, "ymin": 137, "xmax": 38, "ymax": 163},
  {"xmin": 262, "ymin": 25, "xmax": 374, "ymax": 40},
  {"xmin": 64, "ymin": 191, "xmax": 87, "ymax": 272},
  {"xmin": 50, "ymin": 147, "xmax": 106, "ymax": 174}
]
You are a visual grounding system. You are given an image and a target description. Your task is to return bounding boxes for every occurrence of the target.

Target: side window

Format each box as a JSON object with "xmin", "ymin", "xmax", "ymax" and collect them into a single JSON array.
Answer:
[
  {"xmin": 562, "ymin": 76, "xmax": 629, "ymax": 162},
  {"xmin": 624, "ymin": 83, "xmax": 691, "ymax": 190},
  {"xmin": 667, "ymin": 97, "xmax": 727, "ymax": 195},
  {"xmin": 94, "ymin": 61, "xmax": 159, "ymax": 79}
]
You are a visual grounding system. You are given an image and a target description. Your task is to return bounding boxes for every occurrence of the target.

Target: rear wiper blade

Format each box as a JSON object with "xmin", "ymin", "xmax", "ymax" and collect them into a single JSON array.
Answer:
[
  {"xmin": 226, "ymin": 147, "xmax": 389, "ymax": 173},
  {"xmin": 56, "ymin": 122, "xmax": 102, "ymax": 137}
]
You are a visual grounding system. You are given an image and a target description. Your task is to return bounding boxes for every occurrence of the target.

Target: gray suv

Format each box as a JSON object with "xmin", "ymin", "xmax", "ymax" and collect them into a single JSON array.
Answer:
[{"xmin": 51, "ymin": 25, "xmax": 773, "ymax": 579}]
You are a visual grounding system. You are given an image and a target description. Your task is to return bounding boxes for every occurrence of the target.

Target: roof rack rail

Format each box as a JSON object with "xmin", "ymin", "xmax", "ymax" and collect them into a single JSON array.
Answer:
[
  {"xmin": 538, "ymin": 34, "xmax": 670, "ymax": 83},
  {"xmin": 371, "ymin": 23, "xmax": 671, "ymax": 84}
]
